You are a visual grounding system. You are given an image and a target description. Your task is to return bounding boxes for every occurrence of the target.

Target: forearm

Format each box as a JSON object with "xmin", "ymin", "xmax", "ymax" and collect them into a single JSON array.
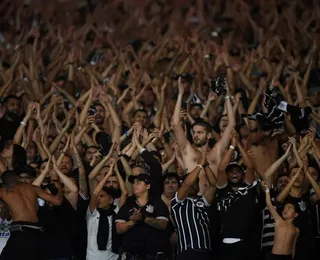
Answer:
[
  {"xmin": 144, "ymin": 217, "xmax": 167, "ymax": 230},
  {"xmin": 172, "ymin": 93, "xmax": 183, "ymax": 126},
  {"xmin": 49, "ymin": 128, "xmax": 68, "ymax": 154},
  {"xmin": 88, "ymin": 157, "xmax": 110, "ymax": 180},
  {"xmin": 306, "ymin": 171, "xmax": 320, "ymax": 199},
  {"xmin": 116, "ymin": 220, "xmax": 136, "ymax": 234}
]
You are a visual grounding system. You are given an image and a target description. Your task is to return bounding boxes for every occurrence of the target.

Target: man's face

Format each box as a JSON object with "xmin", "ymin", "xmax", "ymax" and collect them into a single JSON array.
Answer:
[
  {"xmin": 5, "ymin": 98, "xmax": 20, "ymax": 118},
  {"xmin": 96, "ymin": 166, "xmax": 110, "ymax": 183},
  {"xmin": 190, "ymin": 105, "xmax": 202, "ymax": 119},
  {"xmin": 26, "ymin": 143, "xmax": 37, "ymax": 159},
  {"xmin": 85, "ymin": 147, "xmax": 98, "ymax": 163},
  {"xmin": 132, "ymin": 166, "xmax": 143, "ymax": 176},
  {"xmin": 289, "ymin": 168, "xmax": 304, "ymax": 187},
  {"xmin": 60, "ymin": 156, "xmax": 73, "ymax": 176},
  {"xmin": 95, "ymin": 105, "xmax": 105, "ymax": 125},
  {"xmin": 192, "ymin": 125, "xmax": 209, "ymax": 147},
  {"xmin": 219, "ymin": 115, "xmax": 228, "ymax": 132},
  {"xmin": 227, "ymin": 167, "xmax": 244, "ymax": 184},
  {"xmin": 163, "ymin": 177, "xmax": 179, "ymax": 197},
  {"xmin": 132, "ymin": 111, "xmax": 148, "ymax": 127},
  {"xmin": 142, "ymin": 89, "xmax": 155, "ymax": 106},
  {"xmin": 309, "ymin": 91, "xmax": 320, "ymax": 107},
  {"xmin": 106, "ymin": 175, "xmax": 119, "ymax": 190},
  {"xmin": 276, "ymin": 176, "xmax": 289, "ymax": 192},
  {"xmin": 19, "ymin": 173, "xmax": 34, "ymax": 184},
  {"xmin": 0, "ymin": 143, "xmax": 13, "ymax": 159},
  {"xmin": 308, "ymin": 167, "xmax": 318, "ymax": 181}
]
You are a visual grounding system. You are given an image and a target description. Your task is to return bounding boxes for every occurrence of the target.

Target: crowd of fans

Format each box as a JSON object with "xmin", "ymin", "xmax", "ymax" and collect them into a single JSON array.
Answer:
[{"xmin": 0, "ymin": 0, "xmax": 320, "ymax": 260}]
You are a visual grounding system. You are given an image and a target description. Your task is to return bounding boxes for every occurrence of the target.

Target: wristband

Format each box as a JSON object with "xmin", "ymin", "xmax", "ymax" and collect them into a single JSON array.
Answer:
[
  {"xmin": 20, "ymin": 121, "xmax": 26, "ymax": 126},
  {"xmin": 266, "ymin": 188, "xmax": 270, "ymax": 193},
  {"xmin": 202, "ymin": 162, "xmax": 209, "ymax": 168},
  {"xmin": 125, "ymin": 131, "xmax": 130, "ymax": 137},
  {"xmin": 197, "ymin": 164, "xmax": 203, "ymax": 169},
  {"xmin": 229, "ymin": 145, "xmax": 235, "ymax": 150}
]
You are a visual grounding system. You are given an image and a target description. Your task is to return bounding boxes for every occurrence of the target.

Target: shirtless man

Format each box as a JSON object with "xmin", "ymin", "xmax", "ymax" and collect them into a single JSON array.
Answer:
[
  {"xmin": 0, "ymin": 170, "xmax": 63, "ymax": 260},
  {"xmin": 262, "ymin": 181, "xmax": 300, "ymax": 260},
  {"xmin": 171, "ymin": 77, "xmax": 235, "ymax": 193}
]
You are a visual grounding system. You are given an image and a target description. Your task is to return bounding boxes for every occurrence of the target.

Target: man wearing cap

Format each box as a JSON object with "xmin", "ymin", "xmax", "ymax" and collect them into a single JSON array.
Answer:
[
  {"xmin": 116, "ymin": 173, "xmax": 169, "ymax": 260},
  {"xmin": 216, "ymin": 157, "xmax": 259, "ymax": 260},
  {"xmin": 16, "ymin": 165, "xmax": 37, "ymax": 184}
]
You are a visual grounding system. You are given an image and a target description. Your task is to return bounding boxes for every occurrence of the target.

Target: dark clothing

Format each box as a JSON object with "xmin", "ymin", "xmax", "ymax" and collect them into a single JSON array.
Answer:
[
  {"xmin": 140, "ymin": 149, "xmax": 163, "ymax": 197},
  {"xmin": 171, "ymin": 194, "xmax": 211, "ymax": 253},
  {"xmin": 219, "ymin": 240, "xmax": 248, "ymax": 260},
  {"xmin": 39, "ymin": 197, "xmax": 77, "ymax": 259},
  {"xmin": 268, "ymin": 253, "xmax": 292, "ymax": 260},
  {"xmin": 116, "ymin": 196, "xmax": 169, "ymax": 255},
  {"xmin": 0, "ymin": 221, "xmax": 44, "ymax": 260},
  {"xmin": 120, "ymin": 252, "xmax": 168, "ymax": 260},
  {"xmin": 176, "ymin": 249, "xmax": 211, "ymax": 260},
  {"xmin": 0, "ymin": 117, "xmax": 20, "ymax": 142}
]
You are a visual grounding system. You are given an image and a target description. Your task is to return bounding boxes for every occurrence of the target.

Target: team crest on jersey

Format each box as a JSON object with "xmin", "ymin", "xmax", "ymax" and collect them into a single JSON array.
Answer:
[
  {"xmin": 298, "ymin": 201, "xmax": 306, "ymax": 212},
  {"xmin": 146, "ymin": 205, "xmax": 154, "ymax": 213},
  {"xmin": 196, "ymin": 201, "xmax": 204, "ymax": 208}
]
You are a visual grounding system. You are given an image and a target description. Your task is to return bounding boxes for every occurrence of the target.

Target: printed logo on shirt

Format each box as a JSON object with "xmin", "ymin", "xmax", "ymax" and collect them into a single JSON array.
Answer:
[
  {"xmin": 146, "ymin": 205, "xmax": 154, "ymax": 214},
  {"xmin": 298, "ymin": 201, "xmax": 307, "ymax": 212},
  {"xmin": 196, "ymin": 201, "xmax": 205, "ymax": 208}
]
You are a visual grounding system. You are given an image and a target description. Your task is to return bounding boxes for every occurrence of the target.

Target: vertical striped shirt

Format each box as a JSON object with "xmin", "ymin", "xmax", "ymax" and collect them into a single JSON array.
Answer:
[{"xmin": 171, "ymin": 193, "xmax": 211, "ymax": 252}]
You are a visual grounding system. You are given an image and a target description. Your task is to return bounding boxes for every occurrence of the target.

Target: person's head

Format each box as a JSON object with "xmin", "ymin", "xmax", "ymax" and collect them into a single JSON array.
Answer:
[
  {"xmin": 131, "ymin": 165, "xmax": 149, "ymax": 176},
  {"xmin": 237, "ymin": 124, "xmax": 250, "ymax": 139},
  {"xmin": 97, "ymin": 187, "xmax": 116, "ymax": 209},
  {"xmin": 2, "ymin": 95, "xmax": 20, "ymax": 120},
  {"xmin": 106, "ymin": 174, "xmax": 119, "ymax": 190},
  {"xmin": 141, "ymin": 88, "xmax": 156, "ymax": 107},
  {"xmin": 163, "ymin": 172, "xmax": 180, "ymax": 198},
  {"xmin": 28, "ymin": 162, "xmax": 40, "ymax": 176},
  {"xmin": 95, "ymin": 166, "xmax": 110, "ymax": 183},
  {"xmin": 132, "ymin": 109, "xmax": 148, "ymax": 127},
  {"xmin": 40, "ymin": 159, "xmax": 52, "ymax": 175},
  {"xmin": 84, "ymin": 146, "xmax": 99, "ymax": 164},
  {"xmin": 0, "ymin": 141, "xmax": 13, "ymax": 159},
  {"xmin": 218, "ymin": 115, "xmax": 228, "ymax": 132},
  {"xmin": 308, "ymin": 88, "xmax": 320, "ymax": 107},
  {"xmin": 190, "ymin": 104, "xmax": 203, "ymax": 119},
  {"xmin": 59, "ymin": 154, "xmax": 73, "ymax": 176},
  {"xmin": 276, "ymin": 175, "xmax": 290, "ymax": 192},
  {"xmin": 289, "ymin": 167, "xmax": 305, "ymax": 188},
  {"xmin": 226, "ymin": 163, "xmax": 245, "ymax": 186},
  {"xmin": 282, "ymin": 202, "xmax": 299, "ymax": 221},
  {"xmin": 129, "ymin": 174, "xmax": 151, "ymax": 197},
  {"xmin": 1, "ymin": 170, "xmax": 19, "ymax": 186},
  {"xmin": 181, "ymin": 174, "xmax": 199, "ymax": 198},
  {"xmin": 192, "ymin": 121, "xmax": 212, "ymax": 147},
  {"xmin": 307, "ymin": 162, "xmax": 319, "ymax": 181},
  {"xmin": 94, "ymin": 103, "xmax": 105, "ymax": 125},
  {"xmin": 26, "ymin": 142, "xmax": 37, "ymax": 160},
  {"xmin": 16, "ymin": 165, "xmax": 36, "ymax": 184}
]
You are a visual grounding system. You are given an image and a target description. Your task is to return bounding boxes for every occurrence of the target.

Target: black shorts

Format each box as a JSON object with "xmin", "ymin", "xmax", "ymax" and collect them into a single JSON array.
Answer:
[
  {"xmin": 0, "ymin": 221, "xmax": 44, "ymax": 260},
  {"xmin": 268, "ymin": 253, "xmax": 292, "ymax": 260}
]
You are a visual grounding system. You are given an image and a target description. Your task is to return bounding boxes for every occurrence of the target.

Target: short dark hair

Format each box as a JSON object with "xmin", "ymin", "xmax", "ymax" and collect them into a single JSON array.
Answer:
[
  {"xmin": 133, "ymin": 109, "xmax": 147, "ymax": 118},
  {"xmin": 2, "ymin": 95, "xmax": 19, "ymax": 105},
  {"xmin": 101, "ymin": 187, "xmax": 117, "ymax": 199},
  {"xmin": 163, "ymin": 172, "xmax": 181, "ymax": 186},
  {"xmin": 1, "ymin": 170, "xmax": 18, "ymax": 186},
  {"xmin": 192, "ymin": 121, "xmax": 212, "ymax": 133}
]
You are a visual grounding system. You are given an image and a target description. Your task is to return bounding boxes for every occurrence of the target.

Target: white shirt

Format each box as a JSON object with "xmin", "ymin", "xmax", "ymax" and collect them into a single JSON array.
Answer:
[{"xmin": 86, "ymin": 207, "xmax": 119, "ymax": 260}]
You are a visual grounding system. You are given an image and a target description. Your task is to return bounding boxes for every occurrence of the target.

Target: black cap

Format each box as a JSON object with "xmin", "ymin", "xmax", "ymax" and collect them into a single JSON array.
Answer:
[
  {"xmin": 225, "ymin": 162, "xmax": 244, "ymax": 174},
  {"xmin": 128, "ymin": 174, "xmax": 151, "ymax": 185},
  {"xmin": 15, "ymin": 165, "xmax": 36, "ymax": 178}
]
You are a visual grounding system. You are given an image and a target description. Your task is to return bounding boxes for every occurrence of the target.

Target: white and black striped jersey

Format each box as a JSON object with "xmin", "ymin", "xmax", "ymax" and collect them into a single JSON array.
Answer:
[{"xmin": 171, "ymin": 193, "xmax": 211, "ymax": 252}]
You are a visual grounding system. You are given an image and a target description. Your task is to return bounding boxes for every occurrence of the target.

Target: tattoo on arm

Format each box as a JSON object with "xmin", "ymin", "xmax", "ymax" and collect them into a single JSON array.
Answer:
[{"xmin": 144, "ymin": 217, "xmax": 167, "ymax": 230}]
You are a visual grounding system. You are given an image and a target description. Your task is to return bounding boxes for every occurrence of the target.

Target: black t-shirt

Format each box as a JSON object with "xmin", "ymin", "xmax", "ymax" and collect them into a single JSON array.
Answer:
[
  {"xmin": 116, "ymin": 196, "xmax": 169, "ymax": 254},
  {"xmin": 217, "ymin": 182, "xmax": 260, "ymax": 239},
  {"xmin": 38, "ymin": 197, "xmax": 77, "ymax": 258},
  {"xmin": 0, "ymin": 117, "xmax": 20, "ymax": 142}
]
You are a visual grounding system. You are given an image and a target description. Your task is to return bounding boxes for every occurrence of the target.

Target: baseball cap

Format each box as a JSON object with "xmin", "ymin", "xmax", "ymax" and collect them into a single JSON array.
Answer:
[
  {"xmin": 128, "ymin": 174, "xmax": 151, "ymax": 185},
  {"xmin": 225, "ymin": 162, "xmax": 244, "ymax": 174},
  {"xmin": 15, "ymin": 165, "xmax": 36, "ymax": 178}
]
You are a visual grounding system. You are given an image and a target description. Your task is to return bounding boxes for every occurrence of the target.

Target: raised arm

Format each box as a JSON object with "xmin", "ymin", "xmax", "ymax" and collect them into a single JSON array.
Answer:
[
  {"xmin": 276, "ymin": 167, "xmax": 302, "ymax": 203},
  {"xmin": 89, "ymin": 163, "xmax": 115, "ymax": 213},
  {"xmin": 52, "ymin": 158, "xmax": 78, "ymax": 209},
  {"xmin": 114, "ymin": 163, "xmax": 128, "ymax": 208},
  {"xmin": 177, "ymin": 165, "xmax": 203, "ymax": 201},
  {"xmin": 208, "ymin": 85, "xmax": 235, "ymax": 162},
  {"xmin": 261, "ymin": 181, "xmax": 282, "ymax": 222},
  {"xmin": 171, "ymin": 77, "xmax": 190, "ymax": 152}
]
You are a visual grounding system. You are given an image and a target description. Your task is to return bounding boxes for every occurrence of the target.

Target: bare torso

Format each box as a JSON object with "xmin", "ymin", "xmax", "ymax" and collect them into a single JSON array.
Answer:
[
  {"xmin": 272, "ymin": 221, "xmax": 299, "ymax": 256},
  {"xmin": 1, "ymin": 184, "xmax": 39, "ymax": 223}
]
